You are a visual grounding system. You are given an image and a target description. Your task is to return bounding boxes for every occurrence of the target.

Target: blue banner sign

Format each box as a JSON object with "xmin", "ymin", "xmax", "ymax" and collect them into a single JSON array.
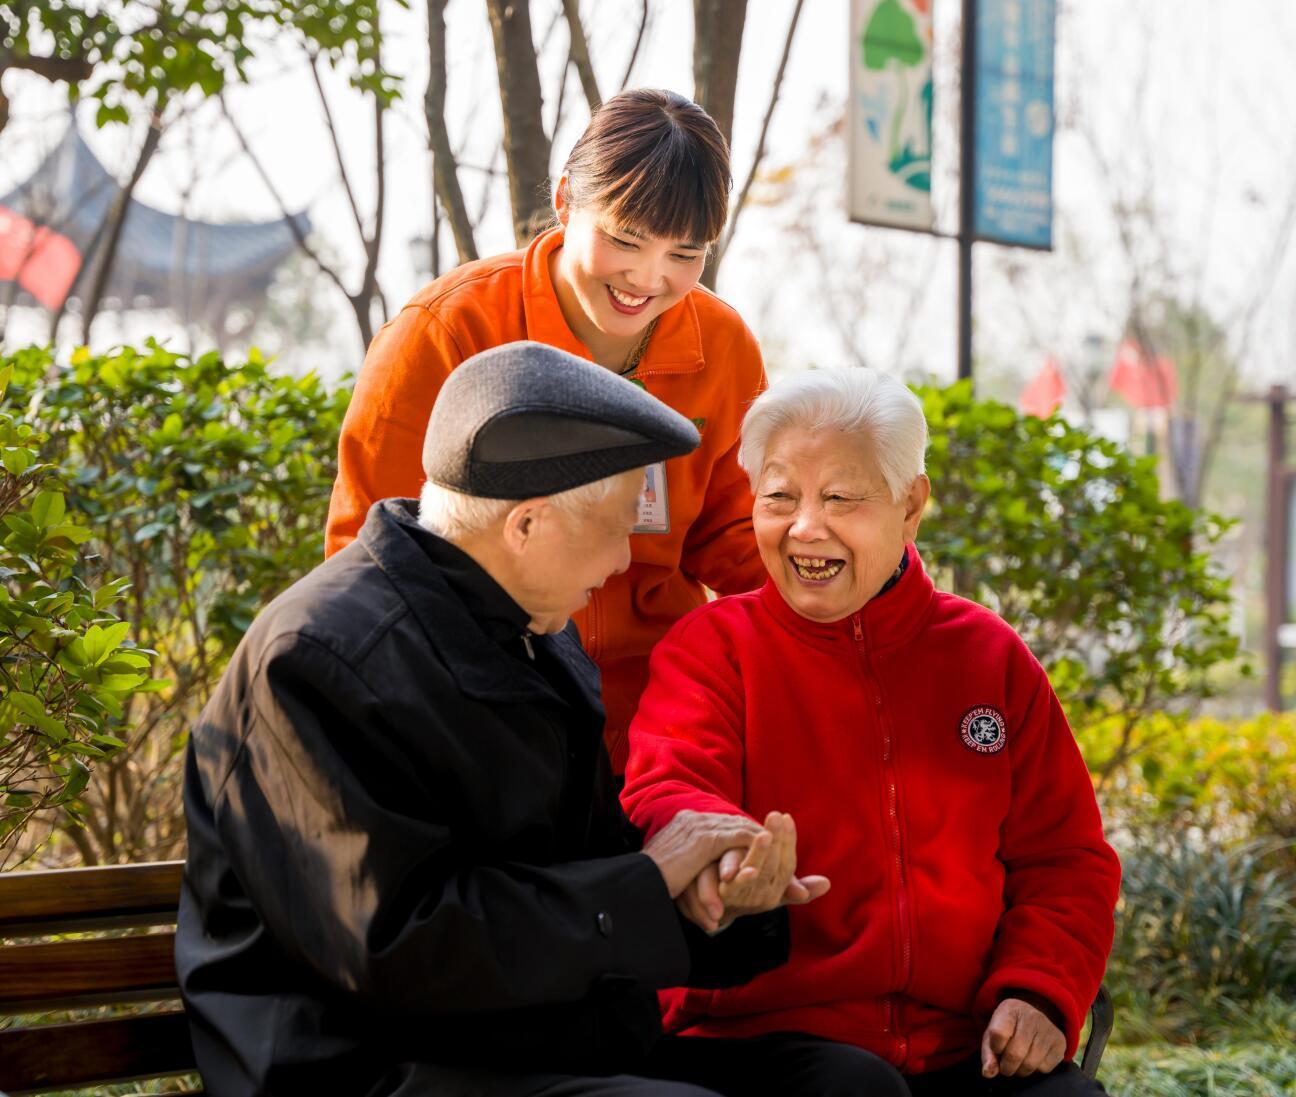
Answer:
[{"xmin": 973, "ymin": 0, "xmax": 1056, "ymax": 249}]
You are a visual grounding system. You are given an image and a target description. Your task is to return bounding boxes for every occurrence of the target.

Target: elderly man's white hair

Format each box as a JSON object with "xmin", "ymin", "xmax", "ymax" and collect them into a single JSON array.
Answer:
[
  {"xmin": 418, "ymin": 473, "xmax": 626, "ymax": 540},
  {"xmin": 739, "ymin": 367, "xmax": 928, "ymax": 501}
]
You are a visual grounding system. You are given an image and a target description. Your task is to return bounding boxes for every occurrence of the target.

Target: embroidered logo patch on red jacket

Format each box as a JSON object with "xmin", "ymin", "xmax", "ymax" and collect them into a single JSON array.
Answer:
[{"xmin": 960, "ymin": 706, "xmax": 1007, "ymax": 754}]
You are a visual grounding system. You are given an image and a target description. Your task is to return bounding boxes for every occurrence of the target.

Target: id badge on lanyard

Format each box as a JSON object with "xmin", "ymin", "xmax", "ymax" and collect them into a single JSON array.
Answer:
[{"xmin": 634, "ymin": 461, "xmax": 670, "ymax": 534}]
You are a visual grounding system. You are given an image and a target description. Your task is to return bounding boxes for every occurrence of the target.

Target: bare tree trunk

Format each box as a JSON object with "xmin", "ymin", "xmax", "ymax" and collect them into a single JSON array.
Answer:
[
  {"xmin": 80, "ymin": 103, "xmax": 166, "ymax": 341},
  {"xmin": 714, "ymin": 0, "xmax": 803, "ymax": 270},
  {"xmin": 486, "ymin": 0, "xmax": 553, "ymax": 245},
  {"xmin": 426, "ymin": 0, "xmax": 478, "ymax": 264},
  {"xmin": 431, "ymin": 194, "xmax": 442, "ymax": 280},
  {"xmin": 359, "ymin": 87, "xmax": 387, "ymax": 333},
  {"xmin": 693, "ymin": 0, "xmax": 747, "ymax": 147},
  {"xmin": 693, "ymin": 0, "xmax": 748, "ymax": 289},
  {"xmin": 562, "ymin": 0, "xmax": 602, "ymax": 113}
]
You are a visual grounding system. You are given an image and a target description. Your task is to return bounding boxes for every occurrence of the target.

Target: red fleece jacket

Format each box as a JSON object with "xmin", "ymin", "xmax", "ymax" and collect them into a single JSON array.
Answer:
[{"xmin": 621, "ymin": 545, "xmax": 1120, "ymax": 1075}]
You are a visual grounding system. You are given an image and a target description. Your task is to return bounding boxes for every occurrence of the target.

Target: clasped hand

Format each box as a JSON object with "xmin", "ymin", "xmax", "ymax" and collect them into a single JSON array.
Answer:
[{"xmin": 643, "ymin": 809, "xmax": 830, "ymax": 933}]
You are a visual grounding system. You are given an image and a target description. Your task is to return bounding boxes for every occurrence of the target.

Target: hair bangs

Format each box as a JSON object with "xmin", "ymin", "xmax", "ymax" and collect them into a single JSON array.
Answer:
[{"xmin": 597, "ymin": 153, "xmax": 726, "ymax": 246}]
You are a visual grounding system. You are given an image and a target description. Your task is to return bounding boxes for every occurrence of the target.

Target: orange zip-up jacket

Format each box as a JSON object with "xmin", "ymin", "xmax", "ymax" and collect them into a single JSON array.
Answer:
[{"xmin": 326, "ymin": 227, "xmax": 768, "ymax": 771}]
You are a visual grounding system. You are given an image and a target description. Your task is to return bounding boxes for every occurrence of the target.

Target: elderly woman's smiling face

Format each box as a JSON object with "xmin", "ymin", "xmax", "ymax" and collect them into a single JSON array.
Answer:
[{"xmin": 753, "ymin": 424, "xmax": 930, "ymax": 623}]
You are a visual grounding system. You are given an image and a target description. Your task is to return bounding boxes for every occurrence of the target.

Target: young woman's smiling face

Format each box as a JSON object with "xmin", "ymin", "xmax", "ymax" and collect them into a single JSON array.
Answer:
[
  {"xmin": 753, "ymin": 425, "xmax": 929, "ymax": 623},
  {"xmin": 553, "ymin": 185, "xmax": 708, "ymax": 352}
]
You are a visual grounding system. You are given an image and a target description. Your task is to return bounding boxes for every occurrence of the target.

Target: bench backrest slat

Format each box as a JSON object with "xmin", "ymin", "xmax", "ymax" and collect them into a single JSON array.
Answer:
[
  {"xmin": 0, "ymin": 861, "xmax": 198, "ymax": 1095},
  {"xmin": 0, "ymin": 1011, "xmax": 196, "ymax": 1095},
  {"xmin": 0, "ymin": 931, "xmax": 179, "ymax": 1013},
  {"xmin": 0, "ymin": 860, "xmax": 183, "ymax": 935}
]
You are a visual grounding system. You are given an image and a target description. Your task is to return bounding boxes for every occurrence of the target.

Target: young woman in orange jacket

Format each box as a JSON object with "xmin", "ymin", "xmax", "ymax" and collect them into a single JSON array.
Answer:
[{"xmin": 325, "ymin": 89, "xmax": 768, "ymax": 771}]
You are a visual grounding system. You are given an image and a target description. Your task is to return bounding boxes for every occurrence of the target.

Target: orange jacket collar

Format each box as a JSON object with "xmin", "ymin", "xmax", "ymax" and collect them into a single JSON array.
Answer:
[{"xmin": 523, "ymin": 227, "xmax": 706, "ymax": 376}]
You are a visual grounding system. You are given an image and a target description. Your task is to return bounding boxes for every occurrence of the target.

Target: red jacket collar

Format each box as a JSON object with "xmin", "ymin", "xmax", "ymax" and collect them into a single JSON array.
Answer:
[
  {"xmin": 522, "ymin": 227, "xmax": 706, "ymax": 375},
  {"xmin": 757, "ymin": 542, "xmax": 936, "ymax": 651}
]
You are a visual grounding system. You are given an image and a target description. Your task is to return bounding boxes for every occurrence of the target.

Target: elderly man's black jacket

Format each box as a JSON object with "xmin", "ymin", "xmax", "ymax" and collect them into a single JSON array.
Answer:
[{"xmin": 176, "ymin": 499, "xmax": 786, "ymax": 1096}]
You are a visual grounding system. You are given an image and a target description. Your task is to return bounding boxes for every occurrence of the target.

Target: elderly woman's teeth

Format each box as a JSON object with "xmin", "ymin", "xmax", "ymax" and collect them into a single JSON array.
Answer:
[{"xmin": 791, "ymin": 556, "xmax": 844, "ymax": 580}]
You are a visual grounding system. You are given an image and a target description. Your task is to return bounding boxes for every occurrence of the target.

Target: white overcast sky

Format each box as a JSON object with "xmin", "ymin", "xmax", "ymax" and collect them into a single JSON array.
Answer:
[{"xmin": 3, "ymin": 0, "xmax": 1295, "ymax": 393}]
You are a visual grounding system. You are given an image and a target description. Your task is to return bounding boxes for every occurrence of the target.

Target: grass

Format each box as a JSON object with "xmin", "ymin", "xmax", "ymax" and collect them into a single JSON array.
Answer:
[
  {"xmin": 1095, "ymin": 993, "xmax": 1296, "ymax": 1096},
  {"xmin": 1101, "ymin": 1043, "xmax": 1296, "ymax": 1096}
]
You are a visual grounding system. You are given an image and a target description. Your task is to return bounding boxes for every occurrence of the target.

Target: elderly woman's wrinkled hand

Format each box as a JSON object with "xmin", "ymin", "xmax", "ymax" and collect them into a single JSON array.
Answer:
[
  {"xmin": 980, "ymin": 996, "xmax": 1067, "ymax": 1079},
  {"xmin": 676, "ymin": 811, "xmax": 830, "ymax": 933}
]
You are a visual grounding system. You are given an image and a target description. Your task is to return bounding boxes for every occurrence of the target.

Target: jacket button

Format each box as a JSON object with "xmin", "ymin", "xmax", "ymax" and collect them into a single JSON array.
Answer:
[{"xmin": 596, "ymin": 911, "xmax": 614, "ymax": 938}]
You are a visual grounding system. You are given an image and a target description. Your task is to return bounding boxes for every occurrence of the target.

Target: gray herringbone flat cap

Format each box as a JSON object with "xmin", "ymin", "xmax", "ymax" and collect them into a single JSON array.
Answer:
[{"xmin": 422, "ymin": 341, "xmax": 701, "ymax": 498}]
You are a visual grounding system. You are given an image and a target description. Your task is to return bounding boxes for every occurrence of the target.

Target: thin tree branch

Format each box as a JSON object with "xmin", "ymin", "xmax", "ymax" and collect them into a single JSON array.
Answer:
[
  {"xmin": 619, "ymin": 1, "xmax": 649, "ymax": 92},
  {"xmin": 551, "ymin": 52, "xmax": 571, "ymax": 147},
  {"xmin": 80, "ymin": 97, "xmax": 168, "ymax": 340},
  {"xmin": 363, "ymin": 80, "xmax": 388, "ymax": 327},
  {"xmin": 219, "ymin": 97, "xmax": 348, "ymax": 302},
  {"xmin": 562, "ymin": 0, "xmax": 601, "ymax": 113},
  {"xmin": 308, "ymin": 51, "xmax": 367, "ymax": 242},
  {"xmin": 0, "ymin": 53, "xmax": 93, "ymax": 84},
  {"xmin": 716, "ymin": 0, "xmax": 804, "ymax": 267}
]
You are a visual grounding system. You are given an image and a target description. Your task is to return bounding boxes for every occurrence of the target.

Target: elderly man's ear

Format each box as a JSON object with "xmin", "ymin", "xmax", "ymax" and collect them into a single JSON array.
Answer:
[
  {"xmin": 903, "ymin": 475, "xmax": 932, "ymax": 542},
  {"xmin": 502, "ymin": 499, "xmax": 555, "ymax": 554}
]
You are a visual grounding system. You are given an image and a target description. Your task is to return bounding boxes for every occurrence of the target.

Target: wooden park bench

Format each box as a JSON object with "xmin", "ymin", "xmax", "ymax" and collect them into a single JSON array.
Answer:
[
  {"xmin": 0, "ymin": 860, "xmax": 1114, "ymax": 1095},
  {"xmin": 0, "ymin": 860, "xmax": 197, "ymax": 1095}
]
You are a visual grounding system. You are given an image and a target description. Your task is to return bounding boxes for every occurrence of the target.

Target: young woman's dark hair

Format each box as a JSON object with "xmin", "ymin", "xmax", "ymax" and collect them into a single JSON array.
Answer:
[{"xmin": 560, "ymin": 89, "xmax": 732, "ymax": 245}]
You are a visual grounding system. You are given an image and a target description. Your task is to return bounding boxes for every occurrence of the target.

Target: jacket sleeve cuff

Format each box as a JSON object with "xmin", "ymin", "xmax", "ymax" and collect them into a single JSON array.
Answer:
[
  {"xmin": 582, "ymin": 852, "xmax": 692, "ymax": 991},
  {"xmin": 629, "ymin": 793, "xmax": 757, "ymax": 841},
  {"xmin": 680, "ymin": 907, "xmax": 790, "ymax": 989},
  {"xmin": 974, "ymin": 968, "xmax": 1086, "ymax": 1058}
]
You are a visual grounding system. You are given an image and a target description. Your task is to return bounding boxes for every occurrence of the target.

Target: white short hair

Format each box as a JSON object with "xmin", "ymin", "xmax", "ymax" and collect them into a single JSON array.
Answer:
[
  {"xmin": 418, "ymin": 473, "xmax": 627, "ymax": 540},
  {"xmin": 739, "ymin": 368, "xmax": 928, "ymax": 501}
]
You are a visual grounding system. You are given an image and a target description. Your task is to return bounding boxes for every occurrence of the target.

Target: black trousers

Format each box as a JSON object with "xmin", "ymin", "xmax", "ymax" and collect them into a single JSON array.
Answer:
[{"xmin": 377, "ymin": 1032, "xmax": 1107, "ymax": 1097}]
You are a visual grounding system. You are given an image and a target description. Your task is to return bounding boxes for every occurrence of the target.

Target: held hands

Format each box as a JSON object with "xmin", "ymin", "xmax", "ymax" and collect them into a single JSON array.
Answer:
[
  {"xmin": 642, "ymin": 810, "xmax": 767, "ymax": 899},
  {"xmin": 674, "ymin": 811, "xmax": 831, "ymax": 933},
  {"xmin": 980, "ymin": 997, "xmax": 1067, "ymax": 1079}
]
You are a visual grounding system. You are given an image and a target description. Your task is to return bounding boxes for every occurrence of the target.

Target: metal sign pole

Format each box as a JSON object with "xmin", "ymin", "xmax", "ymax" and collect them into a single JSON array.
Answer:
[
  {"xmin": 958, "ymin": 0, "xmax": 977, "ymax": 385},
  {"xmin": 1265, "ymin": 385, "xmax": 1292, "ymax": 711}
]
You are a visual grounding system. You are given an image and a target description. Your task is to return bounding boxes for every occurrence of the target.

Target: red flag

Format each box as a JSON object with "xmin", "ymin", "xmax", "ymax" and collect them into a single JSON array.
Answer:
[
  {"xmin": 1020, "ymin": 356, "xmax": 1067, "ymax": 418},
  {"xmin": 0, "ymin": 205, "xmax": 82, "ymax": 309},
  {"xmin": 1109, "ymin": 340, "xmax": 1177, "ymax": 409}
]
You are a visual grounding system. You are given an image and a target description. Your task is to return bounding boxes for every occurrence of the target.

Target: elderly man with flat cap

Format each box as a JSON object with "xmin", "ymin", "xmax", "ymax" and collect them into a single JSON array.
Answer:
[{"xmin": 176, "ymin": 343, "xmax": 835, "ymax": 1097}]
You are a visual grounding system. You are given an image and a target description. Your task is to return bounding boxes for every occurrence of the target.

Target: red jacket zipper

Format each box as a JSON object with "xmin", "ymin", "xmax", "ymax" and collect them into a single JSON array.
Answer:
[{"xmin": 852, "ymin": 613, "xmax": 911, "ymax": 1067}]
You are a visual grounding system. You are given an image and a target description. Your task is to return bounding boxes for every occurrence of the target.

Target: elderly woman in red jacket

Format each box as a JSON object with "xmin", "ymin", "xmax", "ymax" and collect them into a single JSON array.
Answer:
[{"xmin": 621, "ymin": 368, "xmax": 1120, "ymax": 1096}]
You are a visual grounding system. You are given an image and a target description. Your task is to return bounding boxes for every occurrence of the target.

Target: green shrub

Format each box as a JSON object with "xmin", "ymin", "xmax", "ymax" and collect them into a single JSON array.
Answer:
[
  {"xmin": 0, "ymin": 362, "xmax": 159, "ymax": 864},
  {"xmin": 1087, "ymin": 712, "xmax": 1296, "ymax": 841},
  {"xmin": 1107, "ymin": 835, "xmax": 1296, "ymax": 1037},
  {"xmin": 2, "ymin": 342, "xmax": 348, "ymax": 864},
  {"xmin": 918, "ymin": 382, "xmax": 1241, "ymax": 748}
]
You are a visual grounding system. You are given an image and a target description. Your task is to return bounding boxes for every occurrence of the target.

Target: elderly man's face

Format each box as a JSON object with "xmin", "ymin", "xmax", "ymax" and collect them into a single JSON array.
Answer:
[
  {"xmin": 753, "ymin": 425, "xmax": 928, "ymax": 624},
  {"xmin": 515, "ymin": 469, "xmax": 644, "ymax": 634}
]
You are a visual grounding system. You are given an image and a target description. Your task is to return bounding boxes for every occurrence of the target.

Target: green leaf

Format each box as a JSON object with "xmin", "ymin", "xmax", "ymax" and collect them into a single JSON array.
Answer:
[
  {"xmin": 63, "ymin": 758, "xmax": 90, "ymax": 800},
  {"xmin": 93, "ymin": 576, "xmax": 133, "ymax": 610},
  {"xmin": 30, "ymin": 491, "xmax": 66, "ymax": 528},
  {"xmin": 1, "ymin": 447, "xmax": 35, "ymax": 475},
  {"xmin": 98, "ymin": 673, "xmax": 148, "ymax": 691}
]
